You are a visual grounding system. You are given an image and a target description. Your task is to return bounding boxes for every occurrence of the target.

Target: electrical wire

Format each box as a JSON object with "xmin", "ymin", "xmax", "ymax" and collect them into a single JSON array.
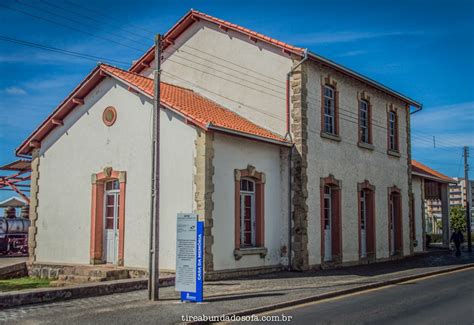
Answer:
[
  {"xmin": 0, "ymin": 35, "xmax": 131, "ymax": 67},
  {"xmin": 0, "ymin": 3, "xmax": 145, "ymax": 52},
  {"xmin": 2, "ymin": 1, "xmax": 467, "ymax": 158}
]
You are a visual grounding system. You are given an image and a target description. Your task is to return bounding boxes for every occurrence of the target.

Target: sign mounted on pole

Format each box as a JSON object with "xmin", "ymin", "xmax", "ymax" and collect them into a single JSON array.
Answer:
[{"xmin": 175, "ymin": 213, "xmax": 204, "ymax": 302}]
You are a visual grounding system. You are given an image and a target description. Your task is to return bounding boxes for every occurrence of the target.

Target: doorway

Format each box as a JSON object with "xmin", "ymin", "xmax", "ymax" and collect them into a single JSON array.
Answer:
[
  {"xmin": 104, "ymin": 180, "xmax": 120, "ymax": 264},
  {"xmin": 389, "ymin": 189, "xmax": 402, "ymax": 256},
  {"xmin": 321, "ymin": 175, "xmax": 342, "ymax": 264}
]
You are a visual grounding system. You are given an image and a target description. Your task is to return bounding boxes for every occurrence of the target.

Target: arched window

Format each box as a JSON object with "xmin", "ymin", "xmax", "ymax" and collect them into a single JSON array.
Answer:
[
  {"xmin": 359, "ymin": 99, "xmax": 371, "ymax": 144},
  {"xmin": 240, "ymin": 178, "xmax": 256, "ymax": 246},
  {"xmin": 388, "ymin": 110, "xmax": 399, "ymax": 152},
  {"xmin": 234, "ymin": 166, "xmax": 266, "ymax": 259},
  {"xmin": 323, "ymin": 85, "xmax": 336, "ymax": 134}
]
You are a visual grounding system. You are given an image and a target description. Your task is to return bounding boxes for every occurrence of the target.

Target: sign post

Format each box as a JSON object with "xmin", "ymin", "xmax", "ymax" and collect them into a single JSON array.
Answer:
[{"xmin": 175, "ymin": 213, "xmax": 204, "ymax": 302}]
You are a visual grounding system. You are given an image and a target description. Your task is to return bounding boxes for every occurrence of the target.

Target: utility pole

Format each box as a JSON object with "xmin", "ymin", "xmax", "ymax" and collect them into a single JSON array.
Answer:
[
  {"xmin": 149, "ymin": 34, "xmax": 162, "ymax": 301},
  {"xmin": 464, "ymin": 146, "xmax": 472, "ymax": 252}
]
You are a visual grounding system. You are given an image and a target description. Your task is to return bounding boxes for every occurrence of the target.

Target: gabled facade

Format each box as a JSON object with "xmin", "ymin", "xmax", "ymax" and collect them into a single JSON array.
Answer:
[
  {"xmin": 20, "ymin": 10, "xmax": 422, "ymax": 278},
  {"xmin": 130, "ymin": 10, "xmax": 421, "ymax": 270}
]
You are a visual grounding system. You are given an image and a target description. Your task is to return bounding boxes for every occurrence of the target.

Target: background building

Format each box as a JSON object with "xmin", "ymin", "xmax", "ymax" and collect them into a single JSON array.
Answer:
[{"xmin": 449, "ymin": 177, "xmax": 474, "ymax": 230}]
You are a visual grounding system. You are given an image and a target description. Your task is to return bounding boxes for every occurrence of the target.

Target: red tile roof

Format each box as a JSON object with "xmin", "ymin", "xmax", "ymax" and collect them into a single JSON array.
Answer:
[
  {"xmin": 412, "ymin": 160, "xmax": 454, "ymax": 183},
  {"xmin": 101, "ymin": 64, "xmax": 288, "ymax": 144},
  {"xmin": 16, "ymin": 64, "xmax": 289, "ymax": 155}
]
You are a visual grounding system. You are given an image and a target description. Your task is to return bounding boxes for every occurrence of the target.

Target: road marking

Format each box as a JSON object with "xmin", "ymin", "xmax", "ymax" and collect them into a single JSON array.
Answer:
[{"xmin": 256, "ymin": 266, "xmax": 474, "ymax": 316}]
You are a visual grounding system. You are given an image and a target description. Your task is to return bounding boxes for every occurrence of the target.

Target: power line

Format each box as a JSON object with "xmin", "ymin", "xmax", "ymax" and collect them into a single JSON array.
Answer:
[
  {"xmin": 14, "ymin": 0, "xmax": 149, "ymax": 48},
  {"xmin": 2, "ymin": 1, "xmax": 463, "ymax": 156},
  {"xmin": 64, "ymin": 0, "xmax": 157, "ymax": 36},
  {"xmin": 40, "ymin": 0, "xmax": 153, "ymax": 43},
  {"xmin": 0, "ymin": 35, "xmax": 131, "ymax": 67},
  {"xmin": 1, "ymin": 3, "xmax": 144, "ymax": 52},
  {"xmin": 4, "ymin": 1, "xmax": 451, "ymax": 147}
]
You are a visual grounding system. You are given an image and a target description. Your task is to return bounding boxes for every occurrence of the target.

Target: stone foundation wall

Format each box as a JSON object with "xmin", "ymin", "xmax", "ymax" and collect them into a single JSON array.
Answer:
[{"xmin": 204, "ymin": 265, "xmax": 284, "ymax": 281}]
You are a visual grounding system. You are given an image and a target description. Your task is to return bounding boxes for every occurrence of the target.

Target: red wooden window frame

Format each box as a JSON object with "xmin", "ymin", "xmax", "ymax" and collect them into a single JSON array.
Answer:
[
  {"xmin": 234, "ymin": 166, "xmax": 265, "ymax": 250},
  {"xmin": 387, "ymin": 108, "xmax": 399, "ymax": 152},
  {"xmin": 320, "ymin": 77, "xmax": 339, "ymax": 136},
  {"xmin": 358, "ymin": 99, "xmax": 373, "ymax": 144},
  {"xmin": 90, "ymin": 168, "xmax": 126, "ymax": 265}
]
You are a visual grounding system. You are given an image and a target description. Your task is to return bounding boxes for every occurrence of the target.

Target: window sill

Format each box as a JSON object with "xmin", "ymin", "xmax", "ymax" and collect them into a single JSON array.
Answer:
[
  {"xmin": 234, "ymin": 247, "xmax": 268, "ymax": 260},
  {"xmin": 320, "ymin": 132, "xmax": 341, "ymax": 142},
  {"xmin": 387, "ymin": 149, "xmax": 401, "ymax": 158},
  {"xmin": 358, "ymin": 142, "xmax": 374, "ymax": 151}
]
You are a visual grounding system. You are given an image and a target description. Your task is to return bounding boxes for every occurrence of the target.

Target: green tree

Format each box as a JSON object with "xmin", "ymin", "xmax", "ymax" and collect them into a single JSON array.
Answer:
[{"xmin": 450, "ymin": 206, "xmax": 466, "ymax": 232}]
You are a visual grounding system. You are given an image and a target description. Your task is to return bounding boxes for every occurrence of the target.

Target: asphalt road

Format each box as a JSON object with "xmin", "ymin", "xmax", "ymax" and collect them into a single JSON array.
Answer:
[{"xmin": 258, "ymin": 268, "xmax": 474, "ymax": 325}]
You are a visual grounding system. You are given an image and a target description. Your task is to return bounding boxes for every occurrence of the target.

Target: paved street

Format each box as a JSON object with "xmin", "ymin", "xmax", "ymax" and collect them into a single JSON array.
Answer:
[
  {"xmin": 0, "ymin": 252, "xmax": 472, "ymax": 324},
  {"xmin": 260, "ymin": 268, "xmax": 474, "ymax": 325}
]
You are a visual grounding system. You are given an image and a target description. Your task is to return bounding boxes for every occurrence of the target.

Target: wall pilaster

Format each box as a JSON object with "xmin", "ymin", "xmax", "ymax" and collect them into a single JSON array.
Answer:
[
  {"xmin": 28, "ymin": 149, "xmax": 40, "ymax": 262},
  {"xmin": 290, "ymin": 62, "xmax": 309, "ymax": 270},
  {"xmin": 194, "ymin": 131, "xmax": 215, "ymax": 272}
]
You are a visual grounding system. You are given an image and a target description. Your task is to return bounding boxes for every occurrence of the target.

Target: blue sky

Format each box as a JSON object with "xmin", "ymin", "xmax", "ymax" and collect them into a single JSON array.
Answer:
[{"xmin": 0, "ymin": 0, "xmax": 473, "ymax": 201}]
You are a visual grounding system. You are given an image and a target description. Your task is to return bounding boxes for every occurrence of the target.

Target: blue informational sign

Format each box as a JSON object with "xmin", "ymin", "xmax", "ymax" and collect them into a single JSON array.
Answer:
[{"xmin": 179, "ymin": 220, "xmax": 204, "ymax": 303}]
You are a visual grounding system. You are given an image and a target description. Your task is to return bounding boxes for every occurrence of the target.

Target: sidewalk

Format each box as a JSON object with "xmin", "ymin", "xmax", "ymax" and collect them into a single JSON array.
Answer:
[{"xmin": 1, "ymin": 251, "xmax": 473, "ymax": 324}]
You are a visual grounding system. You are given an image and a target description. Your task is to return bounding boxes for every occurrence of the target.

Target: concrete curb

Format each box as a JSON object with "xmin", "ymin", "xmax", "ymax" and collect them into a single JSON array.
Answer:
[
  {"xmin": 0, "ymin": 262, "xmax": 28, "ymax": 280},
  {"xmin": 0, "ymin": 276, "xmax": 174, "ymax": 309},
  {"xmin": 189, "ymin": 262, "xmax": 474, "ymax": 324}
]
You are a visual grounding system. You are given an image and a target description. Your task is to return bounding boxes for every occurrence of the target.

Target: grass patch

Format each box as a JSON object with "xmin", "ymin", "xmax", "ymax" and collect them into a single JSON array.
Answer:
[{"xmin": 0, "ymin": 277, "xmax": 50, "ymax": 292}]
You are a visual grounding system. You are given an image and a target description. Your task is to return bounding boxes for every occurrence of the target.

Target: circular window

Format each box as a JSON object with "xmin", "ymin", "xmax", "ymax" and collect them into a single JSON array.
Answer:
[{"xmin": 102, "ymin": 106, "xmax": 117, "ymax": 126}]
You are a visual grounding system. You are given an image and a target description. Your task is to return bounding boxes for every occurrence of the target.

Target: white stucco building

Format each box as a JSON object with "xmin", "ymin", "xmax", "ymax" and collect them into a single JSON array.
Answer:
[{"xmin": 20, "ymin": 10, "xmax": 424, "ymax": 278}]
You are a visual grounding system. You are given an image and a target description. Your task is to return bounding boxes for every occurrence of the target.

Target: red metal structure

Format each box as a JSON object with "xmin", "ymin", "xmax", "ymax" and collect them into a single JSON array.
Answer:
[
  {"xmin": 0, "ymin": 159, "xmax": 31, "ymax": 203},
  {"xmin": 0, "ymin": 159, "xmax": 31, "ymax": 256}
]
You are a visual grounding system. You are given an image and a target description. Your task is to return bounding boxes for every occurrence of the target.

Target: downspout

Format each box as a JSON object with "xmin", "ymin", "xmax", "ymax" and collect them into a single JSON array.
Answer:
[{"xmin": 286, "ymin": 49, "xmax": 308, "ymax": 271}]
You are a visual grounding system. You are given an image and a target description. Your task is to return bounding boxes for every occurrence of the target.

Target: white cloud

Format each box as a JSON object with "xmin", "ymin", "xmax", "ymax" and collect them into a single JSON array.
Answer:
[
  {"xmin": 336, "ymin": 50, "xmax": 367, "ymax": 57},
  {"xmin": 3, "ymin": 87, "xmax": 27, "ymax": 95}
]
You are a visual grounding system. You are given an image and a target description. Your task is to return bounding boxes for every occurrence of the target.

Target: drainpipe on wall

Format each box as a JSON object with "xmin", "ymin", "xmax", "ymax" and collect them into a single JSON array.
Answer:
[{"xmin": 285, "ymin": 49, "xmax": 308, "ymax": 271}]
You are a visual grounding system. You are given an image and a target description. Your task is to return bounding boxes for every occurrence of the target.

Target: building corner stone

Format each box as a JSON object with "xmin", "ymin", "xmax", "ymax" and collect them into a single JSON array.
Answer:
[
  {"xmin": 28, "ymin": 149, "xmax": 40, "ymax": 263},
  {"xmin": 290, "ymin": 61, "xmax": 309, "ymax": 270},
  {"xmin": 194, "ymin": 130, "xmax": 215, "ymax": 272}
]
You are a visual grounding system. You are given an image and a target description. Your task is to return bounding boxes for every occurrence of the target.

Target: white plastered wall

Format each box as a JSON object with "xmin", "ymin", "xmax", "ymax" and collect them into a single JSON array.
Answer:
[
  {"xmin": 141, "ymin": 20, "xmax": 293, "ymax": 137},
  {"xmin": 211, "ymin": 133, "xmax": 289, "ymax": 271},
  {"xmin": 304, "ymin": 62, "xmax": 411, "ymax": 265},
  {"xmin": 35, "ymin": 77, "xmax": 196, "ymax": 269}
]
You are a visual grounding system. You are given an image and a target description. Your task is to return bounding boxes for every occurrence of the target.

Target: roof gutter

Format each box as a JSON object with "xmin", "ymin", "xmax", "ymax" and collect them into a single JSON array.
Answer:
[
  {"xmin": 207, "ymin": 124, "xmax": 292, "ymax": 147},
  {"xmin": 410, "ymin": 105, "xmax": 423, "ymax": 115},
  {"xmin": 412, "ymin": 172, "xmax": 456, "ymax": 184}
]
